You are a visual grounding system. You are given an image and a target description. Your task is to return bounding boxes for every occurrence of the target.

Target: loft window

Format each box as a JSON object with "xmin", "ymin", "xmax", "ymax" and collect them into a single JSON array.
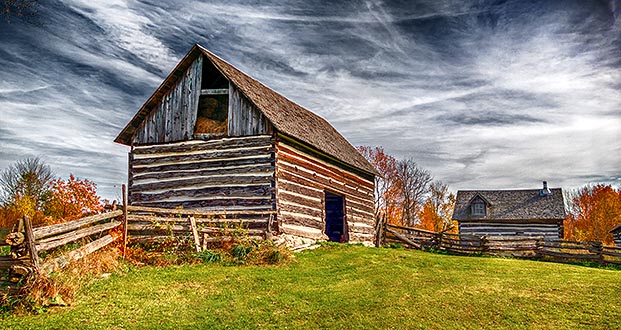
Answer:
[
  {"xmin": 194, "ymin": 93, "xmax": 228, "ymax": 135},
  {"xmin": 471, "ymin": 202, "xmax": 486, "ymax": 216},
  {"xmin": 194, "ymin": 58, "xmax": 229, "ymax": 136}
]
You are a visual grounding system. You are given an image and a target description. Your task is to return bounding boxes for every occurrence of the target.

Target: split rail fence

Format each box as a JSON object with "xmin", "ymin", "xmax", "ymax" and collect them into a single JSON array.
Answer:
[
  {"xmin": 1, "ymin": 185, "xmax": 276, "ymax": 294},
  {"xmin": 383, "ymin": 223, "xmax": 621, "ymax": 266}
]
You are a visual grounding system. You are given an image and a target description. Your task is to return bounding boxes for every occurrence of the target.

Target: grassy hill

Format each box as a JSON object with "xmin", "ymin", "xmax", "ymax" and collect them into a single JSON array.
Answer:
[{"xmin": 2, "ymin": 244, "xmax": 620, "ymax": 329}]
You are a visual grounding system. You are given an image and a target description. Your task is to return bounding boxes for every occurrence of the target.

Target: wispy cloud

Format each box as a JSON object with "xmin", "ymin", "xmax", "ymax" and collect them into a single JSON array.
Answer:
[{"xmin": 0, "ymin": 0, "xmax": 619, "ymax": 200}]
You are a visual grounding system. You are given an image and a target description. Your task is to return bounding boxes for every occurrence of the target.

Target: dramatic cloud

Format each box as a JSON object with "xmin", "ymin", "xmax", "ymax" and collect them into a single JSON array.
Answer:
[{"xmin": 0, "ymin": 0, "xmax": 619, "ymax": 200}]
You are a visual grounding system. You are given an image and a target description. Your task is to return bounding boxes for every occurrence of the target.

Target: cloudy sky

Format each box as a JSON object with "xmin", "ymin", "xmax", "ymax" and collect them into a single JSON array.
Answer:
[{"xmin": 1, "ymin": 0, "xmax": 620, "ymax": 200}]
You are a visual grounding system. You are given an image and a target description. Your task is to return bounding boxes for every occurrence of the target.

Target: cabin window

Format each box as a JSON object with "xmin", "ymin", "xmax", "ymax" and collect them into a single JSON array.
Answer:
[
  {"xmin": 471, "ymin": 202, "xmax": 486, "ymax": 216},
  {"xmin": 194, "ymin": 94, "xmax": 228, "ymax": 135},
  {"xmin": 194, "ymin": 58, "xmax": 229, "ymax": 136}
]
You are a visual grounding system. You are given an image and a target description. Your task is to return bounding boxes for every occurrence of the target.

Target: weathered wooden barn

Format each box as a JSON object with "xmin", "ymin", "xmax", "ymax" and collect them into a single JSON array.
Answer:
[
  {"xmin": 611, "ymin": 224, "xmax": 621, "ymax": 247},
  {"xmin": 114, "ymin": 44, "xmax": 377, "ymax": 244},
  {"xmin": 452, "ymin": 182, "xmax": 565, "ymax": 238}
]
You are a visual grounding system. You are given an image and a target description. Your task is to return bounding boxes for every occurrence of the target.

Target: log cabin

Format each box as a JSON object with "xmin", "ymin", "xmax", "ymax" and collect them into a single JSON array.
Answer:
[
  {"xmin": 452, "ymin": 182, "xmax": 565, "ymax": 239},
  {"xmin": 114, "ymin": 44, "xmax": 377, "ymax": 244},
  {"xmin": 610, "ymin": 224, "xmax": 621, "ymax": 247}
]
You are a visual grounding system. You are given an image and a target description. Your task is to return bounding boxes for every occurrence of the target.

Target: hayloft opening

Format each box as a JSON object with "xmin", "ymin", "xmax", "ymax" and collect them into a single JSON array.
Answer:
[
  {"xmin": 194, "ymin": 59, "xmax": 229, "ymax": 136},
  {"xmin": 325, "ymin": 191, "xmax": 347, "ymax": 242}
]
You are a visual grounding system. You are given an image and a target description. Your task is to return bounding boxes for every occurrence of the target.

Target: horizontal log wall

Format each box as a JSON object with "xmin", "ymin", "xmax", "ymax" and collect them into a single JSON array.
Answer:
[
  {"xmin": 125, "ymin": 205, "xmax": 273, "ymax": 246},
  {"xmin": 275, "ymin": 139, "xmax": 375, "ymax": 243},
  {"xmin": 130, "ymin": 135, "xmax": 275, "ymax": 212},
  {"xmin": 459, "ymin": 222, "xmax": 561, "ymax": 239},
  {"xmin": 134, "ymin": 55, "xmax": 203, "ymax": 145},
  {"xmin": 614, "ymin": 233, "xmax": 621, "ymax": 247}
]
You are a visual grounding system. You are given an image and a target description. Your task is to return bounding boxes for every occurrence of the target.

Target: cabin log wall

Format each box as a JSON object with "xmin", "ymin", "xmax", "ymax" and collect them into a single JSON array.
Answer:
[
  {"xmin": 134, "ymin": 56, "xmax": 203, "ymax": 145},
  {"xmin": 459, "ymin": 222, "xmax": 562, "ymax": 239},
  {"xmin": 129, "ymin": 135, "xmax": 275, "ymax": 216},
  {"xmin": 275, "ymin": 139, "xmax": 375, "ymax": 243},
  {"xmin": 614, "ymin": 232, "xmax": 621, "ymax": 247}
]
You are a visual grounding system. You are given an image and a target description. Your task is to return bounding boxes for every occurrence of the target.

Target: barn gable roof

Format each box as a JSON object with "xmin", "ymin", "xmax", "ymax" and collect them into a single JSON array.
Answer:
[
  {"xmin": 452, "ymin": 188, "xmax": 566, "ymax": 221},
  {"xmin": 115, "ymin": 44, "xmax": 377, "ymax": 176}
]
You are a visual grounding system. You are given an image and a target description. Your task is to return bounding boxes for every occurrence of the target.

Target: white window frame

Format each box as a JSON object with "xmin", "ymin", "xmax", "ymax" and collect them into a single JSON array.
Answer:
[{"xmin": 471, "ymin": 202, "xmax": 486, "ymax": 216}]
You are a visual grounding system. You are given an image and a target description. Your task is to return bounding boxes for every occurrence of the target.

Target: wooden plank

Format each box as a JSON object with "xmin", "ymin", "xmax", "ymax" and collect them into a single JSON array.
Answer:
[
  {"xmin": 127, "ymin": 205, "xmax": 276, "ymax": 216},
  {"xmin": 277, "ymin": 142, "xmax": 375, "ymax": 189},
  {"xmin": 540, "ymin": 250, "xmax": 600, "ymax": 259},
  {"xmin": 131, "ymin": 174, "xmax": 273, "ymax": 193},
  {"xmin": 189, "ymin": 217, "xmax": 201, "ymax": 253},
  {"xmin": 133, "ymin": 163, "xmax": 274, "ymax": 181},
  {"xmin": 23, "ymin": 216, "xmax": 39, "ymax": 271},
  {"xmin": 133, "ymin": 135, "xmax": 272, "ymax": 155},
  {"xmin": 132, "ymin": 147, "xmax": 273, "ymax": 167},
  {"xmin": 41, "ymin": 234, "xmax": 116, "ymax": 274},
  {"xmin": 385, "ymin": 227, "xmax": 421, "ymax": 249},
  {"xmin": 131, "ymin": 185, "xmax": 272, "ymax": 203},
  {"xmin": 133, "ymin": 198, "xmax": 274, "ymax": 210},
  {"xmin": 123, "ymin": 184, "xmax": 128, "ymax": 259},
  {"xmin": 36, "ymin": 221, "xmax": 121, "ymax": 252},
  {"xmin": 201, "ymin": 88, "xmax": 229, "ymax": 95},
  {"xmin": 32, "ymin": 210, "xmax": 123, "ymax": 240}
]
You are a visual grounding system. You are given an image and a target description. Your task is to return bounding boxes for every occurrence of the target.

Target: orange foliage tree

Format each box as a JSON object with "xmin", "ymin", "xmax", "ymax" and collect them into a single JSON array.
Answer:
[
  {"xmin": 564, "ymin": 184, "xmax": 621, "ymax": 245},
  {"xmin": 45, "ymin": 174, "xmax": 104, "ymax": 223},
  {"xmin": 357, "ymin": 146, "xmax": 403, "ymax": 225},
  {"xmin": 417, "ymin": 181, "xmax": 457, "ymax": 233}
]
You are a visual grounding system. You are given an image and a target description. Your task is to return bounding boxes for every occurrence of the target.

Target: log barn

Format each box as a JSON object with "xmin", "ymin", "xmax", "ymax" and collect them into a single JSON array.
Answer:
[
  {"xmin": 452, "ymin": 182, "xmax": 565, "ymax": 239},
  {"xmin": 114, "ymin": 44, "xmax": 377, "ymax": 244}
]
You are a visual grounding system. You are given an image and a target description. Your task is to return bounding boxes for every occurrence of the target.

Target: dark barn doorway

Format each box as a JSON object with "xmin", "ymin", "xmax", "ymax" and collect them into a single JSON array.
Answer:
[{"xmin": 324, "ymin": 191, "xmax": 347, "ymax": 242}]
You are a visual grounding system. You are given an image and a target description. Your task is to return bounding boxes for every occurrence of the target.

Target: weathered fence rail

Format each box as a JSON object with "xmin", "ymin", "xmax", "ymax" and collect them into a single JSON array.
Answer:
[
  {"xmin": 1, "ymin": 210, "xmax": 123, "ymax": 294},
  {"xmin": 384, "ymin": 223, "xmax": 621, "ymax": 266},
  {"xmin": 126, "ymin": 205, "xmax": 276, "ymax": 251}
]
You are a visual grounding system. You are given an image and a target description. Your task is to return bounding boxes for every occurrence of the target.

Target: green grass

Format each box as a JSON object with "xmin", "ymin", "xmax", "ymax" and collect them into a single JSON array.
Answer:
[{"xmin": 2, "ymin": 244, "xmax": 620, "ymax": 329}]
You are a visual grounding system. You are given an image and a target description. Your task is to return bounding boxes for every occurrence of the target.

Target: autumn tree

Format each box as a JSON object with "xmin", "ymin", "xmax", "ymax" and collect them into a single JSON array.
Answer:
[
  {"xmin": 0, "ymin": 157, "xmax": 54, "ymax": 221},
  {"xmin": 564, "ymin": 184, "xmax": 621, "ymax": 245},
  {"xmin": 394, "ymin": 158, "xmax": 432, "ymax": 227},
  {"xmin": 357, "ymin": 146, "xmax": 401, "ymax": 223},
  {"xmin": 45, "ymin": 174, "xmax": 104, "ymax": 223},
  {"xmin": 417, "ymin": 181, "xmax": 457, "ymax": 233}
]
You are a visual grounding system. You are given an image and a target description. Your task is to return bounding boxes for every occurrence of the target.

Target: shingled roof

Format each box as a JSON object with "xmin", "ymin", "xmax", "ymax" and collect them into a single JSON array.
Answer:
[
  {"xmin": 115, "ymin": 44, "xmax": 377, "ymax": 176},
  {"xmin": 452, "ymin": 188, "xmax": 566, "ymax": 222}
]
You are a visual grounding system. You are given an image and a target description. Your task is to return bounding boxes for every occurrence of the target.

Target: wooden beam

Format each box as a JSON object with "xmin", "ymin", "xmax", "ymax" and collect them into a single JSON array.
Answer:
[
  {"xmin": 23, "ymin": 216, "xmax": 39, "ymax": 271},
  {"xmin": 201, "ymin": 88, "xmax": 229, "ymax": 95},
  {"xmin": 127, "ymin": 205, "xmax": 276, "ymax": 216},
  {"xmin": 35, "ymin": 221, "xmax": 121, "ymax": 252},
  {"xmin": 189, "ymin": 217, "xmax": 201, "ymax": 253},
  {"xmin": 32, "ymin": 210, "xmax": 123, "ymax": 240},
  {"xmin": 41, "ymin": 234, "xmax": 116, "ymax": 275},
  {"xmin": 122, "ymin": 184, "xmax": 128, "ymax": 259}
]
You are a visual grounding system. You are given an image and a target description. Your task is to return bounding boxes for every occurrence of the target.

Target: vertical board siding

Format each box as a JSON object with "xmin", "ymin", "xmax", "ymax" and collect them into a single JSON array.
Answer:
[
  {"xmin": 134, "ymin": 55, "xmax": 203, "ymax": 145},
  {"xmin": 459, "ymin": 222, "xmax": 561, "ymax": 239},
  {"xmin": 228, "ymin": 83, "xmax": 271, "ymax": 137},
  {"xmin": 275, "ymin": 139, "xmax": 375, "ymax": 243},
  {"xmin": 128, "ymin": 135, "xmax": 275, "ymax": 215}
]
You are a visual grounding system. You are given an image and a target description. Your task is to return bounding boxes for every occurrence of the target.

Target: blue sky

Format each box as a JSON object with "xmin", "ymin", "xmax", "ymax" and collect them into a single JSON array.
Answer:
[{"xmin": 0, "ymin": 0, "xmax": 620, "ymax": 200}]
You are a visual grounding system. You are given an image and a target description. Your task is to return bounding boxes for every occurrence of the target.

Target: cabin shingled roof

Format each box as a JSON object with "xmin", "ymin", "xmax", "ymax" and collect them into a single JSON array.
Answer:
[
  {"xmin": 115, "ymin": 44, "xmax": 377, "ymax": 176},
  {"xmin": 452, "ymin": 188, "xmax": 566, "ymax": 221},
  {"xmin": 610, "ymin": 223, "xmax": 621, "ymax": 234}
]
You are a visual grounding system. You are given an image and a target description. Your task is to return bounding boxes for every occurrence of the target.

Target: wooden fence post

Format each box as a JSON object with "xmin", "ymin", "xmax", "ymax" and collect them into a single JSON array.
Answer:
[
  {"xmin": 23, "ymin": 216, "xmax": 39, "ymax": 272},
  {"xmin": 591, "ymin": 242, "xmax": 604, "ymax": 265},
  {"xmin": 122, "ymin": 184, "xmax": 128, "ymax": 259},
  {"xmin": 189, "ymin": 217, "xmax": 201, "ymax": 253},
  {"xmin": 375, "ymin": 214, "xmax": 385, "ymax": 247}
]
